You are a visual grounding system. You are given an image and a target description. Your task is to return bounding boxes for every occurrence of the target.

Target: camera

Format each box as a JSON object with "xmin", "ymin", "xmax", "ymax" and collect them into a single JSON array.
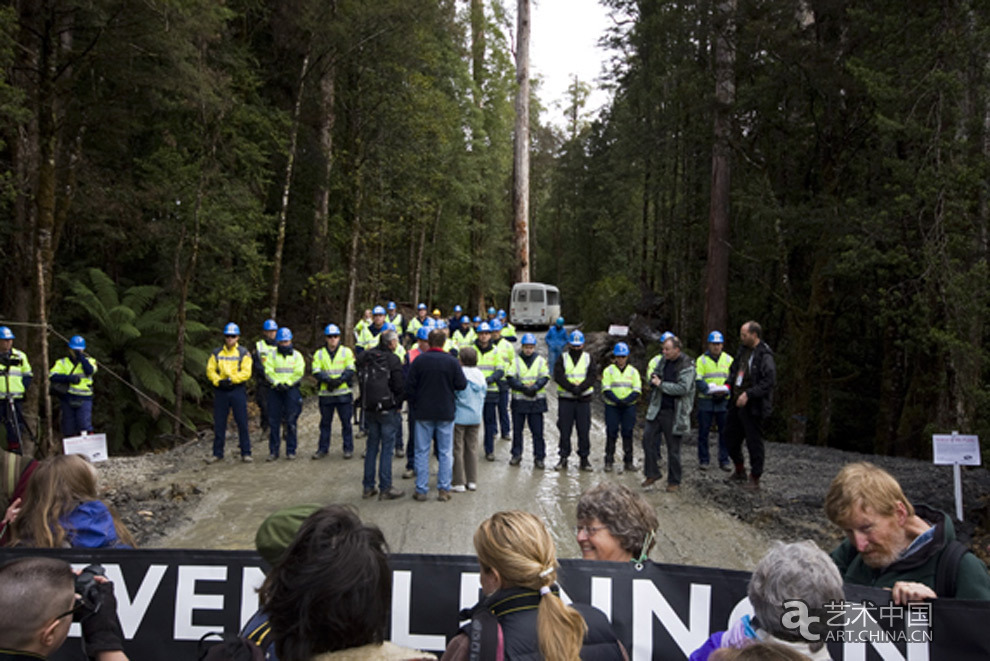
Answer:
[
  {"xmin": 75, "ymin": 563, "xmax": 106, "ymax": 612},
  {"xmin": 0, "ymin": 354, "xmax": 21, "ymax": 368}
]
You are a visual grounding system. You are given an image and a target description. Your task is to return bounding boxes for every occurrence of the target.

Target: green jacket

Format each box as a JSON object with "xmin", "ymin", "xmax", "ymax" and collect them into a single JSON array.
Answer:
[
  {"xmin": 645, "ymin": 352, "xmax": 695, "ymax": 434},
  {"xmin": 830, "ymin": 505, "xmax": 990, "ymax": 600}
]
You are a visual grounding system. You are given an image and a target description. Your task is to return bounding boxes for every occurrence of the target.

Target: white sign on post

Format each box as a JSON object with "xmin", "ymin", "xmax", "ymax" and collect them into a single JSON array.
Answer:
[
  {"xmin": 63, "ymin": 433, "xmax": 109, "ymax": 462},
  {"xmin": 932, "ymin": 433, "xmax": 981, "ymax": 466},
  {"xmin": 932, "ymin": 431, "xmax": 981, "ymax": 522}
]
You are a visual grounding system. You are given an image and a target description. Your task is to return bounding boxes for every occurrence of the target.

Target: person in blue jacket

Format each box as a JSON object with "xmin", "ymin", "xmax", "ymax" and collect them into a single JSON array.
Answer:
[
  {"xmin": 544, "ymin": 316, "xmax": 568, "ymax": 375},
  {"xmin": 8, "ymin": 454, "xmax": 134, "ymax": 548}
]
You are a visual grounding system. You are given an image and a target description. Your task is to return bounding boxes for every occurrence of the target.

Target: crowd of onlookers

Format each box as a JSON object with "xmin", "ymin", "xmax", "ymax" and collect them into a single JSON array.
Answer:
[{"xmin": 2, "ymin": 450, "xmax": 989, "ymax": 660}]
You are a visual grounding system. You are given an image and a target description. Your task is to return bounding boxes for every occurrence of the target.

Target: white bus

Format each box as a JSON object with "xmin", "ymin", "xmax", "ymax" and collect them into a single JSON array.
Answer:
[{"xmin": 509, "ymin": 282, "xmax": 561, "ymax": 329}]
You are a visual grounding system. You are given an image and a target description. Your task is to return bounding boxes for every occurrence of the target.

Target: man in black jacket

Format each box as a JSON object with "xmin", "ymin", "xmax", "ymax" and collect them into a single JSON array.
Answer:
[
  {"xmin": 356, "ymin": 330, "xmax": 405, "ymax": 501},
  {"xmin": 725, "ymin": 321, "xmax": 776, "ymax": 490},
  {"xmin": 406, "ymin": 329, "xmax": 467, "ymax": 501}
]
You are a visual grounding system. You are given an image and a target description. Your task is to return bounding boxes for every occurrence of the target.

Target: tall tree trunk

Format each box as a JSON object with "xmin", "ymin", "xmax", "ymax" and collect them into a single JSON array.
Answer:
[
  {"xmin": 311, "ymin": 62, "xmax": 336, "ymax": 278},
  {"xmin": 270, "ymin": 52, "xmax": 310, "ymax": 319},
  {"xmin": 412, "ymin": 223, "xmax": 427, "ymax": 304},
  {"xmin": 172, "ymin": 170, "xmax": 205, "ymax": 436},
  {"xmin": 703, "ymin": 0, "xmax": 736, "ymax": 343},
  {"xmin": 512, "ymin": 0, "xmax": 530, "ymax": 283}
]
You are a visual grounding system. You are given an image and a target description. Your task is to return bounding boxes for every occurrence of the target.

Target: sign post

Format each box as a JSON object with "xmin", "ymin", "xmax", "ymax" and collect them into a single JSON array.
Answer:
[{"xmin": 932, "ymin": 431, "xmax": 981, "ymax": 521}]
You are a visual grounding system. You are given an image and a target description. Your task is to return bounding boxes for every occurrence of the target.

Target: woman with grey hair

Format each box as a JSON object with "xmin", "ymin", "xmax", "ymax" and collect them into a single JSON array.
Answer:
[
  {"xmin": 690, "ymin": 540, "xmax": 843, "ymax": 660},
  {"xmin": 575, "ymin": 482, "xmax": 659, "ymax": 564}
]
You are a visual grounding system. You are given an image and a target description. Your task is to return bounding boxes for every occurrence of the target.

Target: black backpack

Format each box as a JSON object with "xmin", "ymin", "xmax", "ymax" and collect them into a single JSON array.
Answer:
[{"xmin": 361, "ymin": 350, "xmax": 395, "ymax": 412}]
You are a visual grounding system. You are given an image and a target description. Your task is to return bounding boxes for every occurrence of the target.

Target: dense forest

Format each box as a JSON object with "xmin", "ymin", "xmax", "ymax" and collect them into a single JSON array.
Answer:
[{"xmin": 2, "ymin": 0, "xmax": 989, "ymax": 459}]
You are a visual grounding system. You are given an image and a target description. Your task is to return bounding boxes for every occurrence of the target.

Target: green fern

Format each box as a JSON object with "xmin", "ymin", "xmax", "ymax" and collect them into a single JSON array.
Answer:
[{"xmin": 61, "ymin": 268, "xmax": 209, "ymax": 451}]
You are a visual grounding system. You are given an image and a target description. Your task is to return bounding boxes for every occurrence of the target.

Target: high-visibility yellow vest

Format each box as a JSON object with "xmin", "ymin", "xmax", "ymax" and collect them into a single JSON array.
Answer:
[
  {"xmin": 557, "ymin": 352, "xmax": 593, "ymax": 398},
  {"xmin": 207, "ymin": 344, "xmax": 252, "ymax": 386},
  {"xmin": 265, "ymin": 349, "xmax": 305, "ymax": 387},
  {"xmin": 393, "ymin": 344, "xmax": 407, "ymax": 362},
  {"xmin": 602, "ymin": 363, "xmax": 641, "ymax": 405},
  {"xmin": 0, "ymin": 349, "xmax": 31, "ymax": 399},
  {"xmin": 509, "ymin": 354, "xmax": 548, "ymax": 400},
  {"xmin": 453, "ymin": 328, "xmax": 476, "ymax": 349},
  {"xmin": 312, "ymin": 345, "xmax": 355, "ymax": 396},
  {"xmin": 255, "ymin": 338, "xmax": 277, "ymax": 371},
  {"xmin": 696, "ymin": 351, "xmax": 733, "ymax": 398},
  {"xmin": 406, "ymin": 316, "xmax": 428, "ymax": 338},
  {"xmin": 51, "ymin": 356, "xmax": 97, "ymax": 397},
  {"xmin": 477, "ymin": 344, "xmax": 502, "ymax": 394},
  {"xmin": 647, "ymin": 353, "xmax": 662, "ymax": 378}
]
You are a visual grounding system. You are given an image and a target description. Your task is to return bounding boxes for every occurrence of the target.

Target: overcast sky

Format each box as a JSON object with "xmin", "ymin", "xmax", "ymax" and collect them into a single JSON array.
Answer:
[{"xmin": 527, "ymin": 0, "xmax": 614, "ymax": 127}]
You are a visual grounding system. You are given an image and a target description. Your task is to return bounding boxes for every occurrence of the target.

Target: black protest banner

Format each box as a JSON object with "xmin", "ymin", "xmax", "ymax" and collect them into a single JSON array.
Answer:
[{"xmin": 0, "ymin": 548, "xmax": 986, "ymax": 660}]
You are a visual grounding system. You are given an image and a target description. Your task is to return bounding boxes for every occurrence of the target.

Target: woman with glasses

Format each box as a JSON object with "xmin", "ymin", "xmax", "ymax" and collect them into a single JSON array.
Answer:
[{"xmin": 575, "ymin": 482, "xmax": 658, "ymax": 565}]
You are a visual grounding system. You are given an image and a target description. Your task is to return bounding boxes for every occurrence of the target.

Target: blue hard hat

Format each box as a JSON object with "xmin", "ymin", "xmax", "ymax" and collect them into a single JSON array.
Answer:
[
  {"xmin": 424, "ymin": 318, "xmax": 437, "ymax": 329},
  {"xmin": 417, "ymin": 303, "xmax": 427, "ymax": 310},
  {"xmin": 489, "ymin": 319, "xmax": 502, "ymax": 331},
  {"xmin": 0, "ymin": 326, "xmax": 13, "ymax": 340},
  {"xmin": 497, "ymin": 309, "xmax": 506, "ymax": 318},
  {"xmin": 276, "ymin": 327, "xmax": 293, "ymax": 342},
  {"xmin": 460, "ymin": 315, "xmax": 470, "ymax": 324},
  {"xmin": 613, "ymin": 342, "xmax": 630, "ymax": 357},
  {"xmin": 569, "ymin": 330, "xmax": 585, "ymax": 346},
  {"xmin": 473, "ymin": 315, "xmax": 481, "ymax": 323},
  {"xmin": 521, "ymin": 333, "xmax": 537, "ymax": 345},
  {"xmin": 224, "ymin": 322, "xmax": 240, "ymax": 336},
  {"xmin": 478, "ymin": 322, "xmax": 492, "ymax": 333},
  {"xmin": 324, "ymin": 324, "xmax": 341, "ymax": 336},
  {"xmin": 372, "ymin": 305, "xmax": 386, "ymax": 315},
  {"xmin": 555, "ymin": 317, "xmax": 564, "ymax": 327},
  {"xmin": 659, "ymin": 331, "xmax": 674, "ymax": 343},
  {"xmin": 416, "ymin": 326, "xmax": 431, "ymax": 341},
  {"xmin": 437, "ymin": 320, "xmax": 448, "ymax": 329},
  {"xmin": 708, "ymin": 330, "xmax": 725, "ymax": 344},
  {"xmin": 263, "ymin": 319, "xmax": 278, "ymax": 331},
  {"xmin": 454, "ymin": 305, "xmax": 462, "ymax": 313},
  {"xmin": 382, "ymin": 322, "xmax": 396, "ymax": 332},
  {"xmin": 487, "ymin": 307, "xmax": 496, "ymax": 316},
  {"xmin": 387, "ymin": 301, "xmax": 397, "ymax": 310},
  {"xmin": 68, "ymin": 335, "xmax": 86, "ymax": 351}
]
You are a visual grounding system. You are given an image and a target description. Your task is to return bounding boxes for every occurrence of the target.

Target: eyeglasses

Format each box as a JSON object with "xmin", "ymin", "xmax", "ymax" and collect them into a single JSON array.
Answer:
[{"xmin": 575, "ymin": 525, "xmax": 607, "ymax": 537}]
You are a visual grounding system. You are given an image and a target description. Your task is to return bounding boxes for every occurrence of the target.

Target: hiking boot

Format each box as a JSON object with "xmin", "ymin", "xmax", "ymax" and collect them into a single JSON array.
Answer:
[
  {"xmin": 728, "ymin": 466, "xmax": 748, "ymax": 482},
  {"xmin": 402, "ymin": 468, "xmax": 416, "ymax": 479},
  {"xmin": 665, "ymin": 484, "xmax": 680, "ymax": 493},
  {"xmin": 205, "ymin": 455, "xmax": 222, "ymax": 464},
  {"xmin": 395, "ymin": 447, "xmax": 405, "ymax": 458},
  {"xmin": 362, "ymin": 488, "xmax": 379, "ymax": 499},
  {"xmin": 641, "ymin": 476, "xmax": 659, "ymax": 488},
  {"xmin": 437, "ymin": 490, "xmax": 452, "ymax": 502},
  {"xmin": 603, "ymin": 461, "xmax": 614, "ymax": 473},
  {"xmin": 379, "ymin": 487, "xmax": 405, "ymax": 500},
  {"xmin": 509, "ymin": 455, "xmax": 522, "ymax": 466},
  {"xmin": 719, "ymin": 463, "xmax": 732, "ymax": 472},
  {"xmin": 485, "ymin": 453, "xmax": 495, "ymax": 462},
  {"xmin": 699, "ymin": 463, "xmax": 709, "ymax": 471},
  {"xmin": 285, "ymin": 454, "xmax": 296, "ymax": 461},
  {"xmin": 500, "ymin": 435, "xmax": 511, "ymax": 441},
  {"xmin": 623, "ymin": 460, "xmax": 636, "ymax": 472},
  {"xmin": 343, "ymin": 451, "xmax": 354, "ymax": 459},
  {"xmin": 311, "ymin": 451, "xmax": 327, "ymax": 460},
  {"xmin": 745, "ymin": 476, "xmax": 761, "ymax": 491},
  {"xmin": 554, "ymin": 458, "xmax": 568, "ymax": 471},
  {"xmin": 241, "ymin": 455, "xmax": 253, "ymax": 463},
  {"xmin": 580, "ymin": 459, "xmax": 593, "ymax": 472},
  {"xmin": 266, "ymin": 454, "xmax": 278, "ymax": 462},
  {"xmin": 413, "ymin": 491, "xmax": 429, "ymax": 502},
  {"xmin": 534, "ymin": 459, "xmax": 545, "ymax": 470}
]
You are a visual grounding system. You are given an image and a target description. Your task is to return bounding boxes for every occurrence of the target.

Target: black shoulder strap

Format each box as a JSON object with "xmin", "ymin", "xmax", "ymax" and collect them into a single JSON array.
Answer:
[
  {"xmin": 936, "ymin": 539, "xmax": 969, "ymax": 598},
  {"xmin": 468, "ymin": 606, "xmax": 501, "ymax": 661}
]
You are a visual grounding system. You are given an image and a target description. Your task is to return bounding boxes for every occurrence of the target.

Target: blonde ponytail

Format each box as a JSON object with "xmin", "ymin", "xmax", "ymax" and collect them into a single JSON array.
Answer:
[{"xmin": 474, "ymin": 511, "xmax": 588, "ymax": 661}]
